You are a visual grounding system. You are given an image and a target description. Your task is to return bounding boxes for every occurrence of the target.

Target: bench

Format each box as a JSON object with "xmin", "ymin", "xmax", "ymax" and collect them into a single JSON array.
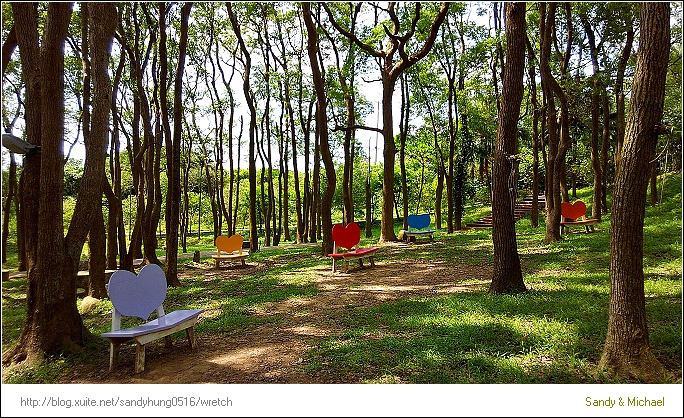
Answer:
[
  {"xmin": 404, "ymin": 213, "xmax": 436, "ymax": 242},
  {"xmin": 212, "ymin": 234, "xmax": 249, "ymax": 269},
  {"xmin": 560, "ymin": 200, "xmax": 599, "ymax": 234},
  {"xmin": 328, "ymin": 222, "xmax": 379, "ymax": 273},
  {"xmin": 101, "ymin": 264, "xmax": 203, "ymax": 373}
]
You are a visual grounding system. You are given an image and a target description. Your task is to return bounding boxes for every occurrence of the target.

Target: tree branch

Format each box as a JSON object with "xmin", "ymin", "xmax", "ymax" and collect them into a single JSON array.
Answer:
[
  {"xmin": 322, "ymin": 3, "xmax": 384, "ymax": 59},
  {"xmin": 331, "ymin": 124, "xmax": 383, "ymax": 134}
]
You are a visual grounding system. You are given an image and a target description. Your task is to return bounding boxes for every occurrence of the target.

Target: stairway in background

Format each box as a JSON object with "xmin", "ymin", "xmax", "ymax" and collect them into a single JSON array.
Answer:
[{"xmin": 465, "ymin": 195, "xmax": 546, "ymax": 229}]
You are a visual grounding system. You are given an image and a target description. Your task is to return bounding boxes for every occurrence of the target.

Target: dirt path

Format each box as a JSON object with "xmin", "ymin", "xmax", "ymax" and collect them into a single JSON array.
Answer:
[{"xmin": 59, "ymin": 257, "xmax": 492, "ymax": 384}]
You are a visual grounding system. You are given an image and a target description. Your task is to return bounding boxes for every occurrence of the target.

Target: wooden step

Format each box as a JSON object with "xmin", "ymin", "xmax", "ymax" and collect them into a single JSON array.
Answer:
[{"xmin": 465, "ymin": 195, "xmax": 546, "ymax": 229}]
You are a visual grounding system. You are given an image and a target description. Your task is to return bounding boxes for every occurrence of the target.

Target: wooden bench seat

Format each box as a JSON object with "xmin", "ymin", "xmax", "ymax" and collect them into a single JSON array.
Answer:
[
  {"xmin": 212, "ymin": 253, "xmax": 248, "ymax": 268},
  {"xmin": 328, "ymin": 222, "xmax": 379, "ymax": 273},
  {"xmin": 560, "ymin": 200, "xmax": 599, "ymax": 234},
  {"xmin": 212, "ymin": 234, "xmax": 249, "ymax": 269},
  {"xmin": 101, "ymin": 264, "xmax": 203, "ymax": 373}
]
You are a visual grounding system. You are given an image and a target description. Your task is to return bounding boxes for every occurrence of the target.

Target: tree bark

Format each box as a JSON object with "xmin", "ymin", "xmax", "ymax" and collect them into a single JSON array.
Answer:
[
  {"xmin": 3, "ymin": 2, "xmax": 79, "ymax": 367},
  {"xmin": 615, "ymin": 27, "xmax": 634, "ymax": 172},
  {"xmin": 1, "ymin": 25, "xmax": 17, "ymax": 75},
  {"xmin": 599, "ymin": 2, "xmax": 671, "ymax": 383},
  {"xmin": 489, "ymin": 2, "xmax": 526, "ymax": 295}
]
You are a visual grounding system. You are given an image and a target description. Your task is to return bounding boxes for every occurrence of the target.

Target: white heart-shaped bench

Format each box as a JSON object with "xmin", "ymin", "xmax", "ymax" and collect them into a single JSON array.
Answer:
[{"xmin": 101, "ymin": 264, "xmax": 203, "ymax": 373}]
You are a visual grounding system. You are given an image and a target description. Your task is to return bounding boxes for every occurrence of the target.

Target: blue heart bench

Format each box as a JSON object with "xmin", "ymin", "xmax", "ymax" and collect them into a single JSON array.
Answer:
[
  {"xmin": 101, "ymin": 264, "xmax": 203, "ymax": 373},
  {"xmin": 404, "ymin": 213, "xmax": 436, "ymax": 242}
]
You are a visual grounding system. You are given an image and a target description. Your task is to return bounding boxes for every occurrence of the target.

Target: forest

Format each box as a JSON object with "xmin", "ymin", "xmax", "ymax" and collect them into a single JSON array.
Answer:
[{"xmin": 0, "ymin": 2, "xmax": 682, "ymax": 388}]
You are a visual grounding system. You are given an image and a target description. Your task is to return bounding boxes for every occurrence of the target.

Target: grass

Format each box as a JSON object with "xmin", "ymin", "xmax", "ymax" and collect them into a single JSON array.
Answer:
[{"xmin": 1, "ymin": 173, "xmax": 681, "ymax": 384}]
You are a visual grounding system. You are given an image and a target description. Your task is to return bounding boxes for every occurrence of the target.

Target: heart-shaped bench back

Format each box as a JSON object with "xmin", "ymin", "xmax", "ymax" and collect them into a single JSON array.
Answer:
[
  {"xmin": 407, "ymin": 213, "xmax": 431, "ymax": 230},
  {"xmin": 107, "ymin": 264, "xmax": 167, "ymax": 320},
  {"xmin": 561, "ymin": 201, "xmax": 587, "ymax": 221},
  {"xmin": 332, "ymin": 222, "xmax": 360, "ymax": 250},
  {"xmin": 215, "ymin": 234, "xmax": 243, "ymax": 254}
]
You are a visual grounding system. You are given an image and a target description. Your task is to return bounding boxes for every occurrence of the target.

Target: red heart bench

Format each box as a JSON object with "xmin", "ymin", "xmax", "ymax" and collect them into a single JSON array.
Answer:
[
  {"xmin": 560, "ymin": 200, "xmax": 599, "ymax": 234},
  {"xmin": 328, "ymin": 222, "xmax": 379, "ymax": 273},
  {"xmin": 212, "ymin": 234, "xmax": 249, "ymax": 269}
]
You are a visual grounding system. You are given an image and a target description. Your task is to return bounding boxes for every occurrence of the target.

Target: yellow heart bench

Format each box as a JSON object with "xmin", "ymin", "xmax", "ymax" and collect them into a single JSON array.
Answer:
[{"xmin": 212, "ymin": 234, "xmax": 249, "ymax": 269}]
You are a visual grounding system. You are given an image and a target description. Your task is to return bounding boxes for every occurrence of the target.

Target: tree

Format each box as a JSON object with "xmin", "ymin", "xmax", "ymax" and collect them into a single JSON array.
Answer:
[
  {"xmin": 539, "ymin": 2, "xmax": 572, "ymax": 244},
  {"xmin": 325, "ymin": 2, "xmax": 449, "ymax": 242},
  {"xmin": 488, "ymin": 2, "xmax": 526, "ymax": 295},
  {"xmin": 302, "ymin": 2, "xmax": 336, "ymax": 256},
  {"xmin": 163, "ymin": 2, "xmax": 192, "ymax": 287},
  {"xmin": 598, "ymin": 2, "xmax": 672, "ymax": 382},
  {"xmin": 3, "ymin": 2, "xmax": 117, "ymax": 366},
  {"xmin": 227, "ymin": 2, "xmax": 259, "ymax": 252}
]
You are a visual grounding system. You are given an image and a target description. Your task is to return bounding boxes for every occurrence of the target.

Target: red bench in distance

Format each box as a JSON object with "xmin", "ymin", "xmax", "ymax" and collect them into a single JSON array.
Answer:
[{"xmin": 328, "ymin": 222, "xmax": 379, "ymax": 273}]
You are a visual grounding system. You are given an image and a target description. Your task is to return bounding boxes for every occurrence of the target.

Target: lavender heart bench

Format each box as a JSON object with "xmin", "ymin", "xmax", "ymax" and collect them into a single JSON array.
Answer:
[
  {"xmin": 405, "ymin": 213, "xmax": 436, "ymax": 242},
  {"xmin": 560, "ymin": 200, "xmax": 599, "ymax": 234},
  {"xmin": 328, "ymin": 222, "xmax": 379, "ymax": 273},
  {"xmin": 101, "ymin": 264, "xmax": 203, "ymax": 373},
  {"xmin": 212, "ymin": 234, "xmax": 249, "ymax": 269}
]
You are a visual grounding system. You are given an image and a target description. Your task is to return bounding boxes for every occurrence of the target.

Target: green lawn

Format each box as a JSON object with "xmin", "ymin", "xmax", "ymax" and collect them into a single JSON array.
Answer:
[{"xmin": 1, "ymin": 173, "xmax": 681, "ymax": 384}]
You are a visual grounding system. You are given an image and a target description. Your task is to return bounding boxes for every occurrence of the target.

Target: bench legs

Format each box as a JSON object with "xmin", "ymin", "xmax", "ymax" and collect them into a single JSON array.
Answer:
[
  {"xmin": 333, "ymin": 255, "xmax": 375, "ymax": 274},
  {"xmin": 109, "ymin": 342, "xmax": 121, "ymax": 371},
  {"xmin": 561, "ymin": 224, "xmax": 596, "ymax": 235},
  {"xmin": 109, "ymin": 341, "xmax": 151, "ymax": 373},
  {"xmin": 108, "ymin": 325, "xmax": 199, "ymax": 374},
  {"xmin": 215, "ymin": 258, "xmax": 247, "ymax": 270},
  {"xmin": 135, "ymin": 343, "xmax": 146, "ymax": 374},
  {"xmin": 186, "ymin": 327, "xmax": 197, "ymax": 348}
]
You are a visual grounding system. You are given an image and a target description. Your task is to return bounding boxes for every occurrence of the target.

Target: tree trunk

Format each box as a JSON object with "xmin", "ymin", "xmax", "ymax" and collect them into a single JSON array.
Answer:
[
  {"xmin": 2, "ymin": 153, "xmax": 17, "ymax": 263},
  {"xmin": 526, "ymin": 37, "xmax": 540, "ymax": 228},
  {"xmin": 228, "ymin": 2, "xmax": 259, "ymax": 253},
  {"xmin": 489, "ymin": 2, "xmax": 526, "ymax": 295},
  {"xmin": 615, "ymin": 26, "xmax": 634, "ymax": 172},
  {"xmin": 3, "ymin": 3, "xmax": 80, "ymax": 367},
  {"xmin": 399, "ymin": 74, "xmax": 410, "ymax": 231},
  {"xmin": 582, "ymin": 17, "xmax": 603, "ymax": 220},
  {"xmin": 303, "ymin": 3, "xmax": 335, "ymax": 255},
  {"xmin": 540, "ymin": 3, "xmax": 571, "ymax": 244},
  {"xmin": 164, "ymin": 2, "xmax": 190, "ymax": 287},
  {"xmin": 599, "ymin": 2, "xmax": 671, "ymax": 382}
]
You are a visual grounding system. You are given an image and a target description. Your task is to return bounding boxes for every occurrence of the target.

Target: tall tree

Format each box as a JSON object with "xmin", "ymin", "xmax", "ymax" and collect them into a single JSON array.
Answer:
[
  {"xmin": 3, "ymin": 2, "xmax": 117, "ymax": 366},
  {"xmin": 581, "ymin": 12, "xmax": 605, "ymax": 221},
  {"xmin": 163, "ymin": 2, "xmax": 191, "ymax": 287},
  {"xmin": 325, "ymin": 2, "xmax": 449, "ymax": 242},
  {"xmin": 227, "ymin": 2, "xmax": 259, "ymax": 252},
  {"xmin": 302, "ymin": 2, "xmax": 335, "ymax": 255},
  {"xmin": 598, "ymin": 2, "xmax": 672, "ymax": 382},
  {"xmin": 489, "ymin": 2, "xmax": 526, "ymax": 295},
  {"xmin": 539, "ymin": 2, "xmax": 572, "ymax": 244}
]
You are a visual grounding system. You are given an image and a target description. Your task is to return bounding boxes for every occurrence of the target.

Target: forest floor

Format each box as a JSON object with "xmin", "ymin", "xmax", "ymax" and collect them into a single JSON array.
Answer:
[{"xmin": 56, "ymin": 248, "xmax": 492, "ymax": 384}]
